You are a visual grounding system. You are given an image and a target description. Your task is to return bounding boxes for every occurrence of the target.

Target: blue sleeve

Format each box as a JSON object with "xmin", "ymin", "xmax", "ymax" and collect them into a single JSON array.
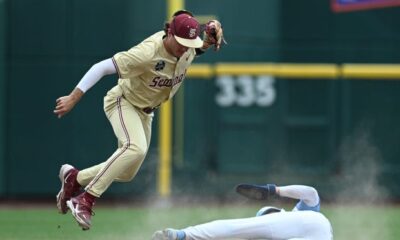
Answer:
[{"xmin": 295, "ymin": 199, "xmax": 320, "ymax": 212}]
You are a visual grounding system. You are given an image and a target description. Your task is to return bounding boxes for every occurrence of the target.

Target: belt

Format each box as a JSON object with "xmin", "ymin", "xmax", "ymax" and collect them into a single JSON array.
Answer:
[{"xmin": 142, "ymin": 107, "xmax": 157, "ymax": 114}]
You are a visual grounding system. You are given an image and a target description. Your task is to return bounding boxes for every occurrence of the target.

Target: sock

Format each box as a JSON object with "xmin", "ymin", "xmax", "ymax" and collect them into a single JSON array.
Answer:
[
  {"xmin": 83, "ymin": 191, "xmax": 96, "ymax": 204},
  {"xmin": 73, "ymin": 171, "xmax": 82, "ymax": 188}
]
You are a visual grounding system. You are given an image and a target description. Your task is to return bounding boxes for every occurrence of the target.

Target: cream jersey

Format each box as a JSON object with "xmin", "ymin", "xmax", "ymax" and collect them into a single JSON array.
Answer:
[{"xmin": 112, "ymin": 31, "xmax": 196, "ymax": 109}]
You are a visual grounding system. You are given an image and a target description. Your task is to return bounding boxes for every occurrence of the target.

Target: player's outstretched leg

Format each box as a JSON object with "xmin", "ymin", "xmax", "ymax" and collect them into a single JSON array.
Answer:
[
  {"xmin": 67, "ymin": 191, "xmax": 96, "ymax": 230},
  {"xmin": 56, "ymin": 164, "xmax": 81, "ymax": 214},
  {"xmin": 152, "ymin": 228, "xmax": 186, "ymax": 240}
]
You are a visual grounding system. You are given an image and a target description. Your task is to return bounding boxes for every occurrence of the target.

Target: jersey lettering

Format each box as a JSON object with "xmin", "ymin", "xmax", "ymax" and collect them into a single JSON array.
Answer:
[{"xmin": 149, "ymin": 71, "xmax": 186, "ymax": 88}]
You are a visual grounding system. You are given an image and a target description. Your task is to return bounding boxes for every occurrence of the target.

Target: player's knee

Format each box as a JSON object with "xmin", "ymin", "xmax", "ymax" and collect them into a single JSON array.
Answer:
[
  {"xmin": 123, "ymin": 170, "xmax": 140, "ymax": 182},
  {"xmin": 133, "ymin": 145, "xmax": 147, "ymax": 159},
  {"xmin": 124, "ymin": 143, "xmax": 147, "ymax": 160},
  {"xmin": 117, "ymin": 171, "xmax": 139, "ymax": 182}
]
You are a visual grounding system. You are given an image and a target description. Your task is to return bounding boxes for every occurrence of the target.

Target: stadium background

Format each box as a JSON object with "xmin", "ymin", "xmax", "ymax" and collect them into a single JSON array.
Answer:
[{"xmin": 1, "ymin": 1, "xmax": 400, "ymax": 237}]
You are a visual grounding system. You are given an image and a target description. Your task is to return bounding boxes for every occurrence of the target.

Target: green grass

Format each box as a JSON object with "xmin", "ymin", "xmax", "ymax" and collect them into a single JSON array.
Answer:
[{"xmin": 1, "ymin": 204, "xmax": 400, "ymax": 240}]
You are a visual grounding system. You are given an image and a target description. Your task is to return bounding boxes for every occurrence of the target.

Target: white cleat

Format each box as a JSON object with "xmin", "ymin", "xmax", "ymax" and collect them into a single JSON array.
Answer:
[
  {"xmin": 56, "ymin": 164, "xmax": 79, "ymax": 214},
  {"xmin": 66, "ymin": 194, "xmax": 94, "ymax": 231},
  {"xmin": 152, "ymin": 228, "xmax": 180, "ymax": 240}
]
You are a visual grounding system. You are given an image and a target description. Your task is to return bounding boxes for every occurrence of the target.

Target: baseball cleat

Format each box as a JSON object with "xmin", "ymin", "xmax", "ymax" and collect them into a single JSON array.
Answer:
[
  {"xmin": 67, "ymin": 193, "xmax": 95, "ymax": 230},
  {"xmin": 56, "ymin": 164, "xmax": 80, "ymax": 214},
  {"xmin": 151, "ymin": 228, "xmax": 185, "ymax": 240},
  {"xmin": 151, "ymin": 231, "xmax": 166, "ymax": 240}
]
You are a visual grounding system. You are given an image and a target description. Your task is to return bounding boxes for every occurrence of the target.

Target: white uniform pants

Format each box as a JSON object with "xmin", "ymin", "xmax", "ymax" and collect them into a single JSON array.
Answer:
[{"xmin": 183, "ymin": 211, "xmax": 333, "ymax": 240}]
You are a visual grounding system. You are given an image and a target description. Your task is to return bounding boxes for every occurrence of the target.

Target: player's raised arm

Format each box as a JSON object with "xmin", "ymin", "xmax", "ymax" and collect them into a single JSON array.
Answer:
[
  {"xmin": 236, "ymin": 183, "xmax": 320, "ymax": 212},
  {"xmin": 195, "ymin": 19, "xmax": 226, "ymax": 56},
  {"xmin": 276, "ymin": 185, "xmax": 320, "ymax": 212},
  {"xmin": 53, "ymin": 58, "xmax": 117, "ymax": 118},
  {"xmin": 277, "ymin": 185, "xmax": 319, "ymax": 207},
  {"xmin": 236, "ymin": 183, "xmax": 319, "ymax": 206}
]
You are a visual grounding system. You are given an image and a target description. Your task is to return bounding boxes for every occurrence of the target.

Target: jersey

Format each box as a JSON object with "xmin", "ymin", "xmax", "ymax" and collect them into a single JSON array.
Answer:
[{"xmin": 112, "ymin": 31, "xmax": 196, "ymax": 110}]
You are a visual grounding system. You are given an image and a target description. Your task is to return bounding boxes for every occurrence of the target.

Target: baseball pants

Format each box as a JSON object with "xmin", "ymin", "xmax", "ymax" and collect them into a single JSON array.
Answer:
[
  {"xmin": 76, "ymin": 87, "xmax": 152, "ymax": 197},
  {"xmin": 182, "ymin": 211, "xmax": 333, "ymax": 240}
]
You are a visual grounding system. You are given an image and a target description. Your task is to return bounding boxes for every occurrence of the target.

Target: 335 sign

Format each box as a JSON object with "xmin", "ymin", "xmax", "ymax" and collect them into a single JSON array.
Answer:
[{"xmin": 215, "ymin": 75, "xmax": 276, "ymax": 107}]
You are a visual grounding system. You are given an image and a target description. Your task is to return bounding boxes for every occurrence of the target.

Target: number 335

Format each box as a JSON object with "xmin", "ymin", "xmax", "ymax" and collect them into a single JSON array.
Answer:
[{"xmin": 215, "ymin": 75, "xmax": 276, "ymax": 107}]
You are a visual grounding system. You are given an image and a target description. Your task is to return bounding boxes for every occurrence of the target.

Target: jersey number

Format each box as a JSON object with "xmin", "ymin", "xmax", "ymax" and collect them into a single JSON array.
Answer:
[{"xmin": 215, "ymin": 75, "xmax": 276, "ymax": 107}]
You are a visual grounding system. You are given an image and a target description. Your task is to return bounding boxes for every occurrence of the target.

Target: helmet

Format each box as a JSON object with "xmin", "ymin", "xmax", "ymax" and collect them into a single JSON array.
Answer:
[{"xmin": 256, "ymin": 206, "xmax": 284, "ymax": 217}]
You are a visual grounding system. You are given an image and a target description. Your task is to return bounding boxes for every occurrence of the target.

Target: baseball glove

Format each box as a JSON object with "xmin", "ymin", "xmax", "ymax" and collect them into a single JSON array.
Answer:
[
  {"xmin": 235, "ymin": 183, "xmax": 277, "ymax": 200},
  {"xmin": 203, "ymin": 20, "xmax": 227, "ymax": 51}
]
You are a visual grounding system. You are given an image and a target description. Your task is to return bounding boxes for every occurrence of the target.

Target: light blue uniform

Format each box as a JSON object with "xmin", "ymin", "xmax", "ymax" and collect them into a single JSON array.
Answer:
[{"xmin": 181, "ymin": 185, "xmax": 333, "ymax": 240}]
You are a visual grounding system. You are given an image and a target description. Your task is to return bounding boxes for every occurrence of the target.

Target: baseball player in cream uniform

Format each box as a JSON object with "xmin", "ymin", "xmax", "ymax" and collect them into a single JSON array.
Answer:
[
  {"xmin": 152, "ymin": 184, "xmax": 333, "ymax": 240},
  {"xmin": 53, "ymin": 10, "xmax": 225, "ymax": 230}
]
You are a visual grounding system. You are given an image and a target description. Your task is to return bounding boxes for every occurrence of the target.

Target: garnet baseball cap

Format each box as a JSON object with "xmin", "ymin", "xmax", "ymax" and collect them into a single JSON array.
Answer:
[{"xmin": 170, "ymin": 14, "xmax": 203, "ymax": 48}]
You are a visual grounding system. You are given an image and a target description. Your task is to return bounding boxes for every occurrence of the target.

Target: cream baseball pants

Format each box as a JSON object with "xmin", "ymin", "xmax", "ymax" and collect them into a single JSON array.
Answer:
[{"xmin": 76, "ymin": 87, "xmax": 152, "ymax": 197}]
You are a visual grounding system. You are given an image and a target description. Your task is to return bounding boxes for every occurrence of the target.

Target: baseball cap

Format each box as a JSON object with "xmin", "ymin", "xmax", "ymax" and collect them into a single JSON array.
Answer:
[{"xmin": 170, "ymin": 14, "xmax": 203, "ymax": 48}]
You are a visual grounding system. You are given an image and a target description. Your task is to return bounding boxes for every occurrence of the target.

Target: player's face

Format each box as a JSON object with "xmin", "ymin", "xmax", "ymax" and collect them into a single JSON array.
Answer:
[
  {"xmin": 173, "ymin": 40, "xmax": 189, "ymax": 57},
  {"xmin": 165, "ymin": 33, "xmax": 189, "ymax": 58}
]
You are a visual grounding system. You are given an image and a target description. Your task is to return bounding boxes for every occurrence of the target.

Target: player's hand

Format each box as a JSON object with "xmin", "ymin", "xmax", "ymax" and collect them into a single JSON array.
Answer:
[
  {"xmin": 235, "ymin": 183, "xmax": 277, "ymax": 200},
  {"xmin": 203, "ymin": 20, "xmax": 226, "ymax": 51},
  {"xmin": 54, "ymin": 95, "xmax": 76, "ymax": 118},
  {"xmin": 53, "ymin": 88, "xmax": 83, "ymax": 118}
]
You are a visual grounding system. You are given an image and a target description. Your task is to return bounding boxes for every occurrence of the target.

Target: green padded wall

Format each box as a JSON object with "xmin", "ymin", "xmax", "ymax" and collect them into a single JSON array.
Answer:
[
  {"xmin": 0, "ymin": 0, "xmax": 6, "ymax": 195},
  {"xmin": 3, "ymin": 0, "xmax": 400, "ymax": 199},
  {"xmin": 177, "ymin": 0, "xmax": 400, "ymax": 199},
  {"xmin": 5, "ymin": 0, "xmax": 165, "ymax": 197}
]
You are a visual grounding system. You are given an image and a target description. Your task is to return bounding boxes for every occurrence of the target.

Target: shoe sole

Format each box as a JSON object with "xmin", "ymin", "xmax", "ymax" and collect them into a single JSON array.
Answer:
[
  {"xmin": 56, "ymin": 164, "xmax": 74, "ymax": 214},
  {"xmin": 66, "ymin": 200, "xmax": 91, "ymax": 231}
]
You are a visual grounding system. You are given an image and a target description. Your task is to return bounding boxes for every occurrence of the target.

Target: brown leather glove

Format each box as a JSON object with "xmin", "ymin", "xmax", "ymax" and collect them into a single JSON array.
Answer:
[{"xmin": 203, "ymin": 20, "xmax": 226, "ymax": 51}]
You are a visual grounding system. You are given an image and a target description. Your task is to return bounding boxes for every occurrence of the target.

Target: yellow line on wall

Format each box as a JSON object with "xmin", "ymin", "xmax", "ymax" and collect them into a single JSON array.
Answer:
[
  {"xmin": 186, "ymin": 63, "xmax": 400, "ymax": 79},
  {"xmin": 276, "ymin": 64, "xmax": 338, "ymax": 78},
  {"xmin": 158, "ymin": 0, "xmax": 184, "ymax": 198},
  {"xmin": 187, "ymin": 64, "xmax": 214, "ymax": 78},
  {"xmin": 215, "ymin": 63, "xmax": 278, "ymax": 76},
  {"xmin": 342, "ymin": 64, "xmax": 400, "ymax": 79},
  {"xmin": 158, "ymin": 98, "xmax": 172, "ymax": 197}
]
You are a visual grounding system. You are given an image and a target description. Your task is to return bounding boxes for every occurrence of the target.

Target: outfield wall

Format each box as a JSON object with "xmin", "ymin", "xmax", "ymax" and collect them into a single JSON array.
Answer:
[
  {"xmin": 179, "ymin": 64, "xmax": 400, "ymax": 201},
  {"xmin": 0, "ymin": 0, "xmax": 6, "ymax": 195},
  {"xmin": 1, "ymin": 0, "xmax": 400, "ymax": 200}
]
